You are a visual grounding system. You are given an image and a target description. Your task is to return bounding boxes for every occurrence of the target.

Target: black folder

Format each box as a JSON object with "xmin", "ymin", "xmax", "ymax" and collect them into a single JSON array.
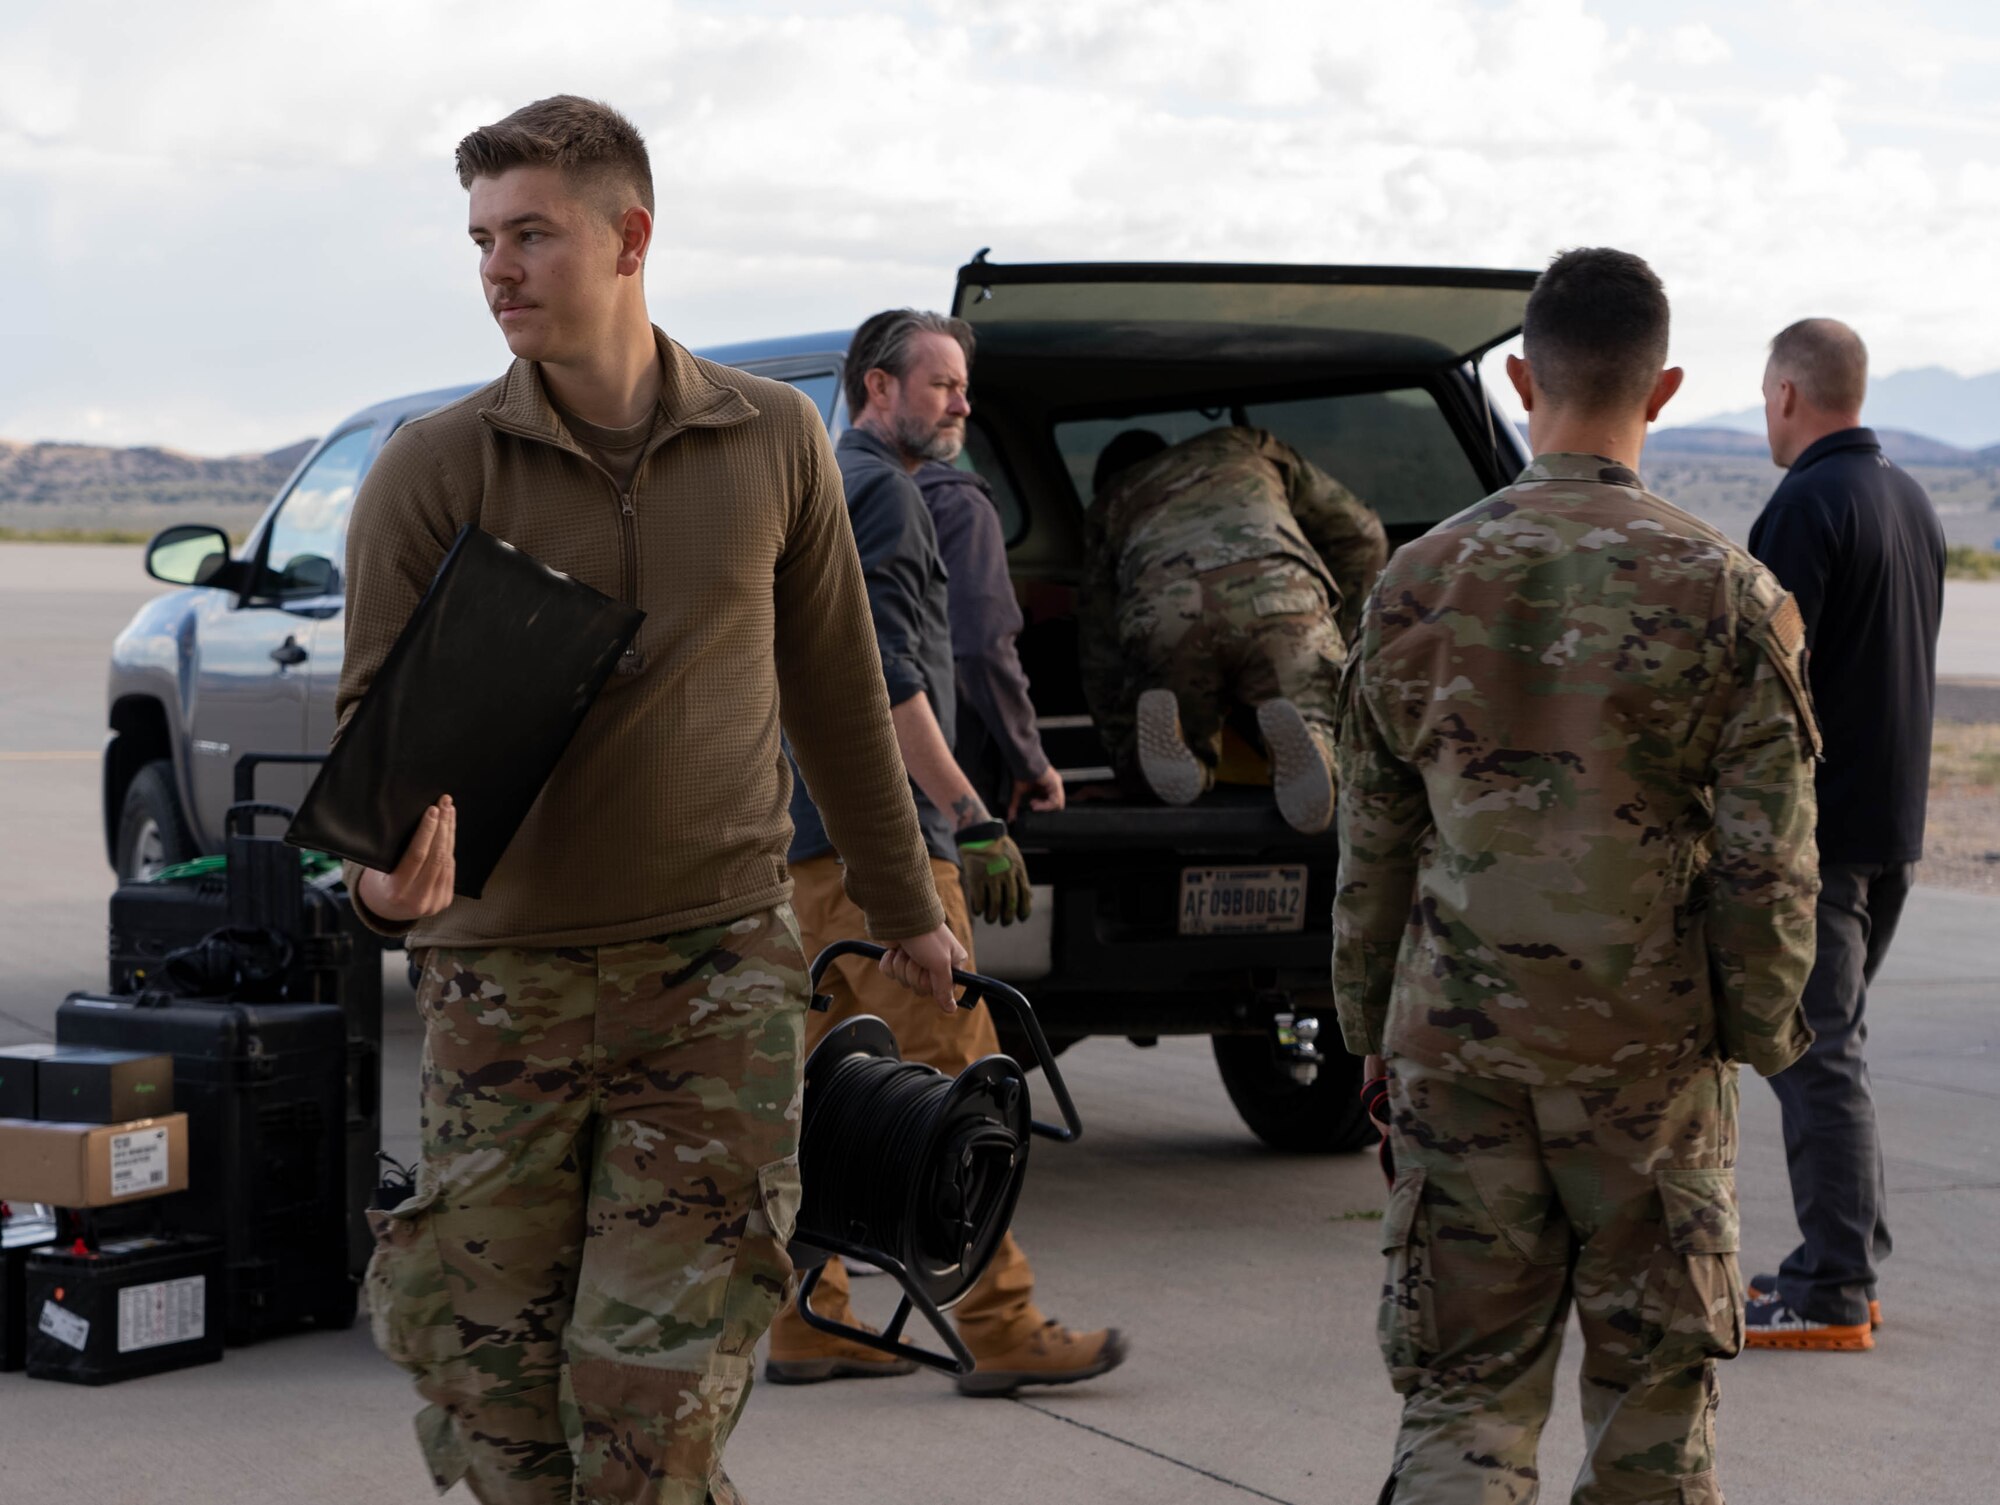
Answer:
[{"xmin": 287, "ymin": 525, "xmax": 644, "ymax": 899}]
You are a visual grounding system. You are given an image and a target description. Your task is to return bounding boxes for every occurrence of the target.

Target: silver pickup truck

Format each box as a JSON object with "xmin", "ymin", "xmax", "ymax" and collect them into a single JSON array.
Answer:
[{"xmin": 105, "ymin": 257, "xmax": 1533, "ymax": 1154}]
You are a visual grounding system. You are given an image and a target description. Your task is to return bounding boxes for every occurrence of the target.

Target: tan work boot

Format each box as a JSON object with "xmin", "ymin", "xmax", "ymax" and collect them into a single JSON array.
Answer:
[
  {"xmin": 1136, "ymin": 689, "xmax": 1211, "ymax": 806},
  {"xmin": 955, "ymin": 1319, "xmax": 1130, "ymax": 1398},
  {"xmin": 764, "ymin": 1286, "xmax": 919, "ymax": 1385},
  {"xmin": 1257, "ymin": 698, "xmax": 1334, "ymax": 834}
]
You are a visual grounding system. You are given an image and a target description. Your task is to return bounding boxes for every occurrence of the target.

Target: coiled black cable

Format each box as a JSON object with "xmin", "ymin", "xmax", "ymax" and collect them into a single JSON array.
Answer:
[
  {"xmin": 798, "ymin": 1048, "xmax": 1026, "ymax": 1308},
  {"xmin": 142, "ymin": 925, "xmax": 296, "ymax": 1002}
]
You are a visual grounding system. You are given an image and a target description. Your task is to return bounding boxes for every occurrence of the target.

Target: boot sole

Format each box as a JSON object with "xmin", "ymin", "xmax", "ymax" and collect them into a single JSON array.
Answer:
[
  {"xmin": 1136, "ymin": 690, "xmax": 1205, "ymax": 806},
  {"xmin": 954, "ymin": 1330, "xmax": 1129, "ymax": 1398},
  {"xmin": 763, "ymin": 1355, "xmax": 919, "ymax": 1385},
  {"xmin": 1257, "ymin": 699, "xmax": 1333, "ymax": 834},
  {"xmin": 1745, "ymin": 1327, "xmax": 1874, "ymax": 1352}
]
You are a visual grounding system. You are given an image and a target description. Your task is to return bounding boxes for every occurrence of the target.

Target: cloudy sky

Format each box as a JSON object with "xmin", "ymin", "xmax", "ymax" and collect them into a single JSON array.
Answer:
[{"xmin": 3, "ymin": 0, "xmax": 1996, "ymax": 454}]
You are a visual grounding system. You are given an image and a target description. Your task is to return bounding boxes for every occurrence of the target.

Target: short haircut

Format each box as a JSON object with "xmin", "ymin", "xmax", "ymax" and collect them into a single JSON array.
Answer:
[
  {"xmin": 844, "ymin": 310, "xmax": 975, "ymax": 418},
  {"xmin": 1768, "ymin": 318, "xmax": 1868, "ymax": 413},
  {"xmin": 1522, "ymin": 248, "xmax": 1671, "ymax": 412},
  {"xmin": 455, "ymin": 95, "xmax": 654, "ymax": 221},
  {"xmin": 1093, "ymin": 429, "xmax": 1169, "ymax": 495}
]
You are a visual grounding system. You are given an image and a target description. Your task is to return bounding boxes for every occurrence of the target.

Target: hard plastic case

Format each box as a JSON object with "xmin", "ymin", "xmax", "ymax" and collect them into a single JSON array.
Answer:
[{"xmin": 55, "ymin": 993, "xmax": 359, "ymax": 1344}]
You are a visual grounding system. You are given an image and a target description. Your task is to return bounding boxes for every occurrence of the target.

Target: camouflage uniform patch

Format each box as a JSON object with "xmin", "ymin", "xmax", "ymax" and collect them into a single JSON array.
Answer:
[
  {"xmin": 1079, "ymin": 425, "xmax": 1388, "ymax": 782},
  {"xmin": 366, "ymin": 904, "xmax": 808, "ymax": 1505}
]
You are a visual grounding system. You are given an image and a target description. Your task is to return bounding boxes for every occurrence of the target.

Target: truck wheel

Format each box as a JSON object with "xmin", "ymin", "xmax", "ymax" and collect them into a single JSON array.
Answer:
[
  {"xmin": 115, "ymin": 759, "xmax": 197, "ymax": 883},
  {"xmin": 1211, "ymin": 1035, "xmax": 1376, "ymax": 1153}
]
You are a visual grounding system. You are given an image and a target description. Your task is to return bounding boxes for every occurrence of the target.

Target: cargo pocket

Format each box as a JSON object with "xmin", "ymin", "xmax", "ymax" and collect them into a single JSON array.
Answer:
[
  {"xmin": 716, "ymin": 1155, "xmax": 802, "ymax": 1358},
  {"xmin": 1376, "ymin": 1168, "xmax": 1436, "ymax": 1392},
  {"xmin": 1644, "ymin": 1168, "xmax": 1744, "ymax": 1376},
  {"xmin": 363, "ymin": 1191, "xmax": 462, "ymax": 1376}
]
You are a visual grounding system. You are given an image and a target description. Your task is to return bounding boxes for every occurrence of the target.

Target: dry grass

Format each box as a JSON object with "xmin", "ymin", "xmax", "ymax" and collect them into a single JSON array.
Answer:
[
  {"xmin": 0, "ymin": 526, "xmax": 155, "ymax": 544},
  {"xmin": 1946, "ymin": 546, "xmax": 2000, "ymax": 581},
  {"xmin": 1922, "ymin": 723, "xmax": 2000, "ymax": 893},
  {"xmin": 1932, "ymin": 723, "xmax": 2000, "ymax": 789}
]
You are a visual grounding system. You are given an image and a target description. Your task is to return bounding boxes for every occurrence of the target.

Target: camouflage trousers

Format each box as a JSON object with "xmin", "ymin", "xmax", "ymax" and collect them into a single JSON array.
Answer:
[
  {"xmin": 1100, "ymin": 556, "xmax": 1344, "ymax": 780},
  {"xmin": 366, "ymin": 905, "xmax": 808, "ymax": 1505},
  {"xmin": 1377, "ymin": 1056, "xmax": 1744, "ymax": 1505}
]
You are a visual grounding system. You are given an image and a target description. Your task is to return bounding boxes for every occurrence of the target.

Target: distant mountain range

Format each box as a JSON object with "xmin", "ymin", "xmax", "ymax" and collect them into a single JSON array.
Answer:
[
  {"xmin": 1515, "ymin": 418, "xmax": 2000, "ymax": 549},
  {"xmin": 1680, "ymin": 365, "xmax": 2000, "ymax": 451},
  {"xmin": 0, "ymin": 437, "xmax": 315, "ymax": 513},
  {"xmin": 1648, "ymin": 426, "xmax": 2000, "ymax": 467},
  {"xmin": 3, "ymin": 363, "xmax": 1994, "ymax": 539}
]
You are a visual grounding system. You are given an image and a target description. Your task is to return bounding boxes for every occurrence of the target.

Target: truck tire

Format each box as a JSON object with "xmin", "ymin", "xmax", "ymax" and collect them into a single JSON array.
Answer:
[
  {"xmin": 1211, "ymin": 1034, "xmax": 1377, "ymax": 1153},
  {"xmin": 115, "ymin": 759, "xmax": 197, "ymax": 883}
]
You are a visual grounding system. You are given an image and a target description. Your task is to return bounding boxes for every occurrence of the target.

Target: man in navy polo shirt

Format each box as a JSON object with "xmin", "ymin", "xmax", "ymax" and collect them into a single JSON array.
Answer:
[{"xmin": 1745, "ymin": 317, "xmax": 1946, "ymax": 1351}]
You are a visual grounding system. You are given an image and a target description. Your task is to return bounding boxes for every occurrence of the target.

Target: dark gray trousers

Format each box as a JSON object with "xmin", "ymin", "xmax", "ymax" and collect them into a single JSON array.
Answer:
[{"xmin": 1769, "ymin": 861, "xmax": 1911, "ymax": 1325}]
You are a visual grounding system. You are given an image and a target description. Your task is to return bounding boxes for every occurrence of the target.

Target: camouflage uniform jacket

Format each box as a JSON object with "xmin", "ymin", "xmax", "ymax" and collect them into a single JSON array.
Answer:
[
  {"xmin": 1084, "ymin": 426, "xmax": 1387, "ymax": 642},
  {"xmin": 1333, "ymin": 453, "xmax": 1821, "ymax": 1087}
]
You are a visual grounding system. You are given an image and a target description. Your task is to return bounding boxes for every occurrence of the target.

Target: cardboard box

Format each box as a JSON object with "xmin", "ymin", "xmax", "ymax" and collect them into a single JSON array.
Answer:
[
  {"xmin": 36, "ymin": 1049, "xmax": 173, "ymax": 1124},
  {"xmin": 0, "ymin": 1114, "xmax": 188, "ymax": 1207},
  {"xmin": 0, "ymin": 1044, "xmax": 60, "ymax": 1119}
]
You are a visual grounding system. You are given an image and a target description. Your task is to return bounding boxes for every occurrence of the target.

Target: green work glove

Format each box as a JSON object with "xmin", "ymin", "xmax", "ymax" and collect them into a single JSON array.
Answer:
[{"xmin": 955, "ymin": 820, "xmax": 1032, "ymax": 927}]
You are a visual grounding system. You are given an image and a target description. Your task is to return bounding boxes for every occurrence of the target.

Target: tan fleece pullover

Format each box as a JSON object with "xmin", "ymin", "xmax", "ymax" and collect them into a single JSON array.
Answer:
[{"xmin": 336, "ymin": 328, "xmax": 946, "ymax": 951}]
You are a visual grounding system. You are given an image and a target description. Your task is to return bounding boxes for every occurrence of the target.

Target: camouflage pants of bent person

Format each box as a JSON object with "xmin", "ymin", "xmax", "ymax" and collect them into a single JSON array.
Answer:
[
  {"xmin": 1104, "ymin": 556, "xmax": 1345, "ymax": 779},
  {"xmin": 365, "ymin": 906, "xmax": 808, "ymax": 1505},
  {"xmin": 1377, "ymin": 1056, "xmax": 1744, "ymax": 1505}
]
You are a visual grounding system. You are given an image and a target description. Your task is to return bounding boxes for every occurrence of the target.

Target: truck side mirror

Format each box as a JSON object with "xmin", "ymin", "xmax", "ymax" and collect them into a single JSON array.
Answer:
[{"xmin": 146, "ymin": 525, "xmax": 233, "ymax": 586}]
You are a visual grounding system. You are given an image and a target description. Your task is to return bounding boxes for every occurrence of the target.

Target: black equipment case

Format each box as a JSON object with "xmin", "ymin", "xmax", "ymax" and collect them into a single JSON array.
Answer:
[
  {"xmin": 2, "ymin": 1203, "xmax": 58, "ymax": 1371},
  {"xmin": 55, "ymin": 993, "xmax": 359, "ymax": 1344},
  {"xmin": 109, "ymin": 755, "xmax": 385, "ymax": 1019},
  {"xmin": 107, "ymin": 752, "xmax": 383, "ymax": 1277},
  {"xmin": 23, "ymin": 1234, "xmax": 224, "ymax": 1385}
]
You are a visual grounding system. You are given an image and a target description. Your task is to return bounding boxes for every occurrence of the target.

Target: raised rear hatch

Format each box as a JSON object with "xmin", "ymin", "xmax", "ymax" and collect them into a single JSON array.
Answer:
[{"xmin": 952, "ymin": 257, "xmax": 1536, "ymax": 371}]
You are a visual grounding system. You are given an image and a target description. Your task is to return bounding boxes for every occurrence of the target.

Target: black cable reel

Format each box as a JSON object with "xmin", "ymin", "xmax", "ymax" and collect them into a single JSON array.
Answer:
[{"xmin": 789, "ymin": 941, "xmax": 1084, "ymax": 1375}]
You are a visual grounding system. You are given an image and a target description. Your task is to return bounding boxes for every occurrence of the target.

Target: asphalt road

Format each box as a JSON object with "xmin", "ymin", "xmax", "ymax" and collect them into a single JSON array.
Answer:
[{"xmin": 1, "ymin": 543, "xmax": 1996, "ymax": 1504}]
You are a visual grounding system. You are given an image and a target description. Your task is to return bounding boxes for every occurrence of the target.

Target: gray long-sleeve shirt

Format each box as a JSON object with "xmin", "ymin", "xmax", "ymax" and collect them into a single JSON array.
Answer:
[
  {"xmin": 915, "ymin": 461, "xmax": 1050, "ymax": 783},
  {"xmin": 788, "ymin": 428, "xmax": 957, "ymax": 864}
]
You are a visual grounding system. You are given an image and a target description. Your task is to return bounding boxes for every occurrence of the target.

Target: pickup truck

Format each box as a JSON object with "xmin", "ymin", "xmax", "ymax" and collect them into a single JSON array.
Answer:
[{"xmin": 105, "ymin": 256, "xmax": 1534, "ymax": 1154}]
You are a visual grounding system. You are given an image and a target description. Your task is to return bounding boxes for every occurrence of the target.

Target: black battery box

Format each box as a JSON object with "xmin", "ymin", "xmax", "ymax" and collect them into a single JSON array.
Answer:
[{"xmin": 23, "ymin": 1234, "xmax": 224, "ymax": 1385}]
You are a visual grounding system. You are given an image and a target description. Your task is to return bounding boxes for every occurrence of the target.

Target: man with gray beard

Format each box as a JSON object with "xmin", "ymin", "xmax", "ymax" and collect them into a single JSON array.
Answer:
[{"xmin": 769, "ymin": 309, "xmax": 1127, "ymax": 1396}]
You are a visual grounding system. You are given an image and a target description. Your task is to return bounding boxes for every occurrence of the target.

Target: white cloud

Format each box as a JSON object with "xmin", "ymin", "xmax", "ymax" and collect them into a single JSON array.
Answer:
[
  {"xmin": 0, "ymin": 0, "xmax": 1995, "ymax": 449},
  {"xmin": 1664, "ymin": 22, "xmax": 1732, "ymax": 66}
]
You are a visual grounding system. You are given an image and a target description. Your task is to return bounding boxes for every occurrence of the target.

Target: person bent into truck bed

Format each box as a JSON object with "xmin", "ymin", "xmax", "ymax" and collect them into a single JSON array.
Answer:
[
  {"xmin": 338, "ymin": 97, "xmax": 963, "ymax": 1505},
  {"xmin": 1078, "ymin": 426, "xmax": 1387, "ymax": 834}
]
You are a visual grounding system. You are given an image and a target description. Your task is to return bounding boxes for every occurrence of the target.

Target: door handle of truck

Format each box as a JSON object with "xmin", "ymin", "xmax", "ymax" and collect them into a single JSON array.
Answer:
[{"xmin": 270, "ymin": 637, "xmax": 309, "ymax": 667}]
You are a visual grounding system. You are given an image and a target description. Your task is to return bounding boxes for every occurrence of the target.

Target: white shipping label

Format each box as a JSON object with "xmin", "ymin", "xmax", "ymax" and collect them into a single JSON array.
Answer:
[
  {"xmin": 108, "ymin": 1126, "xmax": 171, "ymax": 1199},
  {"xmin": 118, "ymin": 1275, "xmax": 207, "ymax": 1353},
  {"xmin": 38, "ymin": 1300, "xmax": 90, "ymax": 1351}
]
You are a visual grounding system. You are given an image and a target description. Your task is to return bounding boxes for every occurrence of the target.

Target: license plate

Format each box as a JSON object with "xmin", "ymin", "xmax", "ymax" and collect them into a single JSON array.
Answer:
[{"xmin": 1178, "ymin": 865, "xmax": 1308, "ymax": 935}]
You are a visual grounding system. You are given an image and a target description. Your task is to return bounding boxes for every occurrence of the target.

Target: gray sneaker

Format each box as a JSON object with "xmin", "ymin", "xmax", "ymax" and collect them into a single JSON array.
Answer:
[
  {"xmin": 1257, "ymin": 698, "xmax": 1334, "ymax": 834},
  {"xmin": 1135, "ymin": 689, "xmax": 1209, "ymax": 805}
]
